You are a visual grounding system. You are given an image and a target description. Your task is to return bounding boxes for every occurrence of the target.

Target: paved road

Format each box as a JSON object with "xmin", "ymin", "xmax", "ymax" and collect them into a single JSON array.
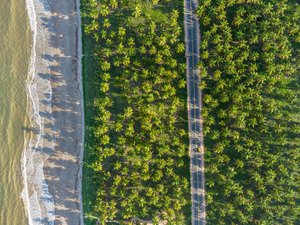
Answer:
[{"xmin": 184, "ymin": 0, "xmax": 206, "ymax": 224}]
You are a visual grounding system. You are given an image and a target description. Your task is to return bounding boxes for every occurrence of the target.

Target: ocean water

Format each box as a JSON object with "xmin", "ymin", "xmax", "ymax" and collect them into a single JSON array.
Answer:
[{"xmin": 0, "ymin": 0, "xmax": 31, "ymax": 224}]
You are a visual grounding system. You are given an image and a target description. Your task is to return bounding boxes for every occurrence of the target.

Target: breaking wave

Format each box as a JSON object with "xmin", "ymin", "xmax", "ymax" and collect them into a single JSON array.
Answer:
[{"xmin": 23, "ymin": 0, "xmax": 55, "ymax": 224}]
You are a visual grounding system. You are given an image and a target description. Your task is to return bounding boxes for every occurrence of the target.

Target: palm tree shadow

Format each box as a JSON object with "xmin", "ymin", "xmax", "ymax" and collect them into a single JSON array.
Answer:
[{"xmin": 22, "ymin": 0, "xmax": 83, "ymax": 224}]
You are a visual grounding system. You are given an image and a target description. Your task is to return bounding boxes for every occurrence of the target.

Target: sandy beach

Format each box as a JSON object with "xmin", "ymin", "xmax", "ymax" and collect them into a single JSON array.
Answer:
[
  {"xmin": 24, "ymin": 0, "xmax": 83, "ymax": 224},
  {"xmin": 42, "ymin": 0, "xmax": 83, "ymax": 224}
]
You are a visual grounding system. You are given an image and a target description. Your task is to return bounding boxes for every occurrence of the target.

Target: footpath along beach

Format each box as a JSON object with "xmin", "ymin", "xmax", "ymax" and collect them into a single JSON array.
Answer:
[{"xmin": 24, "ymin": 0, "xmax": 83, "ymax": 224}]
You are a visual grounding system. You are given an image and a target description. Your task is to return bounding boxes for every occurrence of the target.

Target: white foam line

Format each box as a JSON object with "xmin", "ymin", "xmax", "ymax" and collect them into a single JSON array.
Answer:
[
  {"xmin": 24, "ymin": 0, "xmax": 84, "ymax": 224},
  {"xmin": 24, "ymin": 0, "xmax": 38, "ymax": 223},
  {"xmin": 24, "ymin": 0, "xmax": 55, "ymax": 224}
]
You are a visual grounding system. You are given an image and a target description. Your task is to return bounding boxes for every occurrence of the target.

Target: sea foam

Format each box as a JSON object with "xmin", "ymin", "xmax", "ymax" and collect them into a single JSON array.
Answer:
[{"xmin": 23, "ymin": 0, "xmax": 55, "ymax": 224}]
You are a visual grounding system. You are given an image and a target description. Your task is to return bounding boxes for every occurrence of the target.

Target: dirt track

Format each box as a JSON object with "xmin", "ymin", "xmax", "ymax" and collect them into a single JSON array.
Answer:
[{"xmin": 184, "ymin": 0, "xmax": 206, "ymax": 224}]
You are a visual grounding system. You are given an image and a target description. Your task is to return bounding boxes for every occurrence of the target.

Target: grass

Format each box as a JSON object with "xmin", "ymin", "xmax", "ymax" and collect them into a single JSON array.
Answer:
[{"xmin": 81, "ymin": 6, "xmax": 99, "ymax": 224}]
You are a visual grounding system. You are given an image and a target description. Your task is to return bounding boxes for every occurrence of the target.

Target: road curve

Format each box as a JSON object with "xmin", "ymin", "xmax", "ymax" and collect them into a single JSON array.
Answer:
[{"xmin": 183, "ymin": 0, "xmax": 206, "ymax": 224}]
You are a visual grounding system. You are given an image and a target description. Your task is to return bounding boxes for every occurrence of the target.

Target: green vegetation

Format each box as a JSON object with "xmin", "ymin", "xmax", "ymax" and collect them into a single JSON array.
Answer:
[
  {"xmin": 82, "ymin": 11, "xmax": 99, "ymax": 225},
  {"xmin": 197, "ymin": 0, "xmax": 300, "ymax": 224},
  {"xmin": 81, "ymin": 0, "xmax": 190, "ymax": 224}
]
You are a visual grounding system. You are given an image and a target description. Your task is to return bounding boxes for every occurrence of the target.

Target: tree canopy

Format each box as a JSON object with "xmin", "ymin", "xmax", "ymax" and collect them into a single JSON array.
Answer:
[
  {"xmin": 82, "ymin": 0, "xmax": 190, "ymax": 224},
  {"xmin": 198, "ymin": 0, "xmax": 300, "ymax": 224}
]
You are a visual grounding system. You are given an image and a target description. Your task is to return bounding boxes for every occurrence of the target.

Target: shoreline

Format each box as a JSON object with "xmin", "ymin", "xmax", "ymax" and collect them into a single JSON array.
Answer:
[{"xmin": 24, "ymin": 0, "xmax": 84, "ymax": 224}]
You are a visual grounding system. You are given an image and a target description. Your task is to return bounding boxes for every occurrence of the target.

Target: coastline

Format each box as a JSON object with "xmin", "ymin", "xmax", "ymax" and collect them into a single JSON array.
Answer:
[{"xmin": 24, "ymin": 0, "xmax": 84, "ymax": 224}]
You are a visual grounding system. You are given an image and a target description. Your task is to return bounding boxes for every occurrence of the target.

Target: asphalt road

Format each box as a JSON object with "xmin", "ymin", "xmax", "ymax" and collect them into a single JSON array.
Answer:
[{"xmin": 184, "ymin": 0, "xmax": 206, "ymax": 224}]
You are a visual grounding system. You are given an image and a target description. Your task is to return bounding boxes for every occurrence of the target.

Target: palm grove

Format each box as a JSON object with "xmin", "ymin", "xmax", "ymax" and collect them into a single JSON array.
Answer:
[
  {"xmin": 82, "ymin": 0, "xmax": 300, "ymax": 224},
  {"xmin": 82, "ymin": 0, "xmax": 190, "ymax": 224},
  {"xmin": 198, "ymin": 0, "xmax": 300, "ymax": 224}
]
